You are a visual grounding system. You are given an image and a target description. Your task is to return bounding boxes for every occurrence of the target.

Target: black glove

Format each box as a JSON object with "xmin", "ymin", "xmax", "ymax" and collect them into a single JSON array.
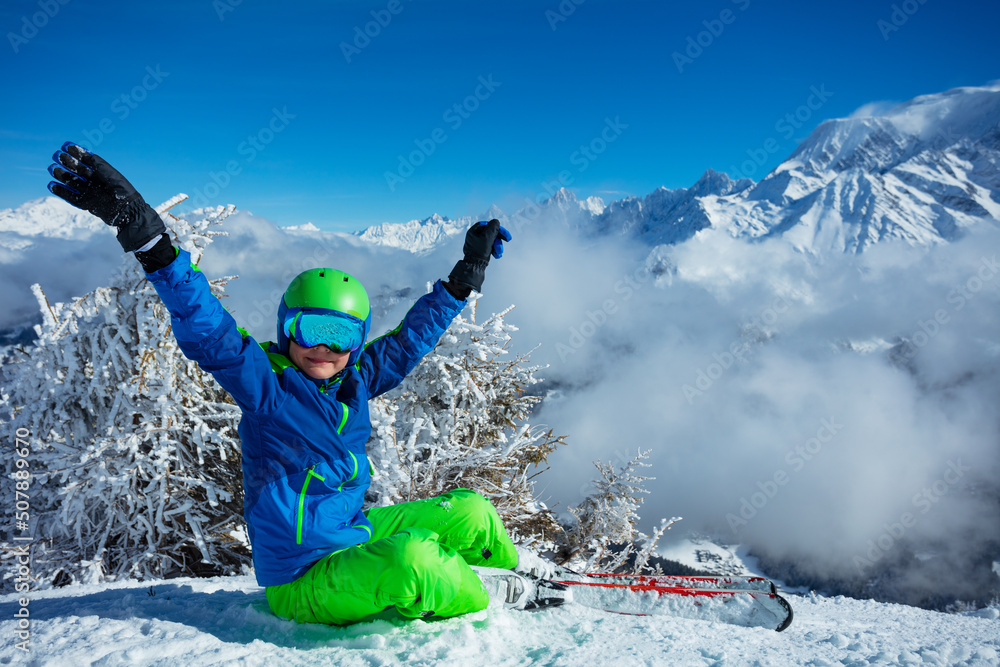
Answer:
[
  {"xmin": 448, "ymin": 219, "xmax": 512, "ymax": 293},
  {"xmin": 48, "ymin": 142, "xmax": 165, "ymax": 253}
]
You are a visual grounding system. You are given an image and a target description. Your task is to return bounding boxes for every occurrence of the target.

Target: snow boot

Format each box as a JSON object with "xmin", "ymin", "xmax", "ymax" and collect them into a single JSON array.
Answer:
[
  {"xmin": 470, "ymin": 566, "xmax": 565, "ymax": 611},
  {"xmin": 472, "ymin": 566, "xmax": 533, "ymax": 609}
]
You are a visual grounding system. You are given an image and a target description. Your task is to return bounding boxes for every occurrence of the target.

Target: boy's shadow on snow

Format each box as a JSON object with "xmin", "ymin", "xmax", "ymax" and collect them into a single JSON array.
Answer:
[{"xmin": 5, "ymin": 582, "xmax": 469, "ymax": 650}]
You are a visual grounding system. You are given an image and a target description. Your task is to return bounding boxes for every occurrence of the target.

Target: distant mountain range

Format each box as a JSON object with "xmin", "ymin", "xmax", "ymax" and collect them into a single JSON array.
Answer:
[
  {"xmin": 3, "ymin": 83, "xmax": 998, "ymax": 266},
  {"xmin": 352, "ymin": 82, "xmax": 1000, "ymax": 255}
]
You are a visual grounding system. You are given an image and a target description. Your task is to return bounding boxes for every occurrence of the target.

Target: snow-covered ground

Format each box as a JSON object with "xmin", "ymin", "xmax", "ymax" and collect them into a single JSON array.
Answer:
[
  {"xmin": 4, "ymin": 538, "xmax": 998, "ymax": 667},
  {"xmin": 2, "ymin": 572, "xmax": 998, "ymax": 666}
]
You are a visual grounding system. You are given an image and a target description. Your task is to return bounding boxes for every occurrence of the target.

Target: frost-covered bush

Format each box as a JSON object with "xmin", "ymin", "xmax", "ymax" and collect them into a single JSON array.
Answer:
[
  {"xmin": 363, "ymin": 299, "xmax": 679, "ymax": 569},
  {"xmin": 561, "ymin": 449, "xmax": 681, "ymax": 573},
  {"xmin": 1, "ymin": 202, "xmax": 250, "ymax": 589},
  {"xmin": 366, "ymin": 300, "xmax": 566, "ymax": 548}
]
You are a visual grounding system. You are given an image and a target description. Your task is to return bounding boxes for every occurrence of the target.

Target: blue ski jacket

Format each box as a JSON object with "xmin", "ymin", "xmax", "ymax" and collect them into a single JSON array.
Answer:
[{"xmin": 146, "ymin": 248, "xmax": 466, "ymax": 586}]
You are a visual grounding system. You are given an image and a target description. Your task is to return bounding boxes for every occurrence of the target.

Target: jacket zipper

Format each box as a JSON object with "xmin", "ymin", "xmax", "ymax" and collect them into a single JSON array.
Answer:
[{"xmin": 296, "ymin": 465, "xmax": 326, "ymax": 545}]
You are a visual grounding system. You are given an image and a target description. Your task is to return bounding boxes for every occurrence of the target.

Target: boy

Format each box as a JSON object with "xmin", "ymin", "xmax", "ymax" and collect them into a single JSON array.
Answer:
[{"xmin": 47, "ymin": 142, "xmax": 537, "ymax": 625}]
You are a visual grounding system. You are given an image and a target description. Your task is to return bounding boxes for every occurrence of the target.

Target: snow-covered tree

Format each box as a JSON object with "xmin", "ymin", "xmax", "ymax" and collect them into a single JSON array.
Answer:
[
  {"xmin": 366, "ymin": 299, "xmax": 565, "ymax": 547},
  {"xmin": 1, "ymin": 201, "xmax": 250, "ymax": 589},
  {"xmin": 561, "ymin": 449, "xmax": 681, "ymax": 573},
  {"xmin": 363, "ymin": 305, "xmax": 682, "ymax": 570}
]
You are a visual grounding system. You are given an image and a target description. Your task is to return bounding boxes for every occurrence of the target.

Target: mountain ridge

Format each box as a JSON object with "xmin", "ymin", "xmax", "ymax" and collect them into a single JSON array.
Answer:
[
  {"xmin": 353, "ymin": 82, "xmax": 1000, "ymax": 254},
  {"xmin": 4, "ymin": 83, "xmax": 998, "ymax": 257}
]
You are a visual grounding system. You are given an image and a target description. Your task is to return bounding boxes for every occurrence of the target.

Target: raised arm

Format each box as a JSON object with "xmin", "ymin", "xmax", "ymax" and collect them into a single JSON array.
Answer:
[
  {"xmin": 359, "ymin": 219, "xmax": 512, "ymax": 398},
  {"xmin": 47, "ymin": 142, "xmax": 281, "ymax": 413}
]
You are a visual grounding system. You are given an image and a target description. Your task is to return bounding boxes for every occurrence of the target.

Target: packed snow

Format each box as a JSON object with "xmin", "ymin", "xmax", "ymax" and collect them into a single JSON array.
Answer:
[{"xmin": 2, "ymin": 547, "xmax": 998, "ymax": 666}]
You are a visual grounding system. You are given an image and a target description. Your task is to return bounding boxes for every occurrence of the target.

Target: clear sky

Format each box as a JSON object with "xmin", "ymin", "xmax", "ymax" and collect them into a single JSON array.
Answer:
[{"xmin": 2, "ymin": 0, "xmax": 998, "ymax": 232}]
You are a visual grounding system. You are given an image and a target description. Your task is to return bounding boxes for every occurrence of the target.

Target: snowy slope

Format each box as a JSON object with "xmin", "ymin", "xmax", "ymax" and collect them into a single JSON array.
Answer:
[
  {"xmin": 588, "ymin": 169, "xmax": 754, "ymax": 246},
  {"xmin": 710, "ymin": 83, "xmax": 1000, "ymax": 253},
  {"xmin": 2, "ymin": 573, "xmax": 998, "ymax": 666}
]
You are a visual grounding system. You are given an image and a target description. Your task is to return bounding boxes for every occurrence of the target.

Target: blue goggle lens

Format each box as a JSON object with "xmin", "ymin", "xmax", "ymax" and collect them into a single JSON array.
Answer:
[{"xmin": 284, "ymin": 309, "xmax": 365, "ymax": 353}]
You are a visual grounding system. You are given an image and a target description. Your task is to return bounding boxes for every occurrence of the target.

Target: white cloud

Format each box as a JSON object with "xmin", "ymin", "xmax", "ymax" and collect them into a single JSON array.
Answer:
[
  {"xmin": 848, "ymin": 100, "xmax": 900, "ymax": 119},
  {"xmin": 520, "ymin": 223, "xmax": 1000, "ymax": 597}
]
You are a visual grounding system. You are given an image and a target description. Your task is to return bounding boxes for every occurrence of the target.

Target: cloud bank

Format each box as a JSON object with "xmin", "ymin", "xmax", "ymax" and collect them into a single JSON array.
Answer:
[
  {"xmin": 6, "ymin": 201, "xmax": 998, "ymax": 604},
  {"xmin": 492, "ymin": 222, "xmax": 1000, "ymax": 602}
]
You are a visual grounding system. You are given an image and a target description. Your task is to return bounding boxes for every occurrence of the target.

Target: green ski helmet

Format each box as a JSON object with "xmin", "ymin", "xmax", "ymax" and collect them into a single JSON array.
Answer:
[{"xmin": 277, "ymin": 268, "xmax": 372, "ymax": 365}]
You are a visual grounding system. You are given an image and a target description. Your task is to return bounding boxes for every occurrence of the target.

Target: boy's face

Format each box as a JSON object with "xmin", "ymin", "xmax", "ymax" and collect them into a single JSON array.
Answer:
[{"xmin": 288, "ymin": 340, "xmax": 351, "ymax": 380}]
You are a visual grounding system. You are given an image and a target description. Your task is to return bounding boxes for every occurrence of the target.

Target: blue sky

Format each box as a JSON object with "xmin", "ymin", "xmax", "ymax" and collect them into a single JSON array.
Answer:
[{"xmin": 2, "ymin": 0, "xmax": 998, "ymax": 232}]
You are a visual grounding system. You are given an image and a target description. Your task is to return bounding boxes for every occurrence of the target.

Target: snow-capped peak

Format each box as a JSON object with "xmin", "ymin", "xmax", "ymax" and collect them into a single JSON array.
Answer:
[
  {"xmin": 688, "ymin": 168, "xmax": 753, "ymax": 198},
  {"xmin": 581, "ymin": 196, "xmax": 607, "ymax": 216},
  {"xmin": 483, "ymin": 203, "xmax": 506, "ymax": 221},
  {"xmin": 0, "ymin": 196, "xmax": 106, "ymax": 239},
  {"xmin": 784, "ymin": 83, "xmax": 1000, "ymax": 178},
  {"xmin": 281, "ymin": 222, "xmax": 322, "ymax": 233},
  {"xmin": 355, "ymin": 213, "xmax": 470, "ymax": 253},
  {"xmin": 719, "ymin": 82, "xmax": 1000, "ymax": 253}
]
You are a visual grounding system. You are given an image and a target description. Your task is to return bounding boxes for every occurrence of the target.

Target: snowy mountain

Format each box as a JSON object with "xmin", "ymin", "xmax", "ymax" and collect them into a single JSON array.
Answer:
[
  {"xmin": 4, "ymin": 83, "xmax": 997, "ymax": 266},
  {"xmin": 355, "ymin": 212, "xmax": 471, "ymax": 253},
  {"xmin": 587, "ymin": 169, "xmax": 754, "ymax": 246},
  {"xmin": 0, "ymin": 197, "xmax": 105, "ymax": 251},
  {"xmin": 591, "ymin": 82, "xmax": 1000, "ymax": 253},
  {"xmin": 712, "ymin": 84, "xmax": 1000, "ymax": 252},
  {"xmin": 606, "ymin": 83, "xmax": 1000, "ymax": 253},
  {"xmin": 351, "ymin": 82, "xmax": 999, "ymax": 255}
]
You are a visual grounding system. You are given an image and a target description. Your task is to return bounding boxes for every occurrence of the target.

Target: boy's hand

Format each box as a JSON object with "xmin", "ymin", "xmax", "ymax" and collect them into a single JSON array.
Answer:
[
  {"xmin": 448, "ymin": 219, "xmax": 512, "ymax": 293},
  {"xmin": 48, "ymin": 142, "xmax": 166, "ymax": 252},
  {"xmin": 464, "ymin": 218, "xmax": 512, "ymax": 261}
]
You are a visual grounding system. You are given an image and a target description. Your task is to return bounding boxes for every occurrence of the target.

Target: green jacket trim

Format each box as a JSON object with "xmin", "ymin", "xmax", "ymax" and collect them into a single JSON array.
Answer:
[
  {"xmin": 296, "ymin": 466, "xmax": 326, "ymax": 545},
  {"xmin": 338, "ymin": 452, "xmax": 359, "ymax": 492},
  {"xmin": 337, "ymin": 404, "xmax": 350, "ymax": 434}
]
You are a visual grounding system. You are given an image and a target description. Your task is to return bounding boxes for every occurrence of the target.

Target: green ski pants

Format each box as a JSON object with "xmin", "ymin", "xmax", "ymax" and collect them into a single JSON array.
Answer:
[{"xmin": 265, "ymin": 488, "xmax": 518, "ymax": 625}]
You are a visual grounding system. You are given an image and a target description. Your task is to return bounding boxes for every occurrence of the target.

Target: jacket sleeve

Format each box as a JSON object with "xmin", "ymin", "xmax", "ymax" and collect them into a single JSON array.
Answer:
[
  {"xmin": 145, "ymin": 247, "xmax": 284, "ymax": 414},
  {"xmin": 357, "ymin": 280, "xmax": 466, "ymax": 398}
]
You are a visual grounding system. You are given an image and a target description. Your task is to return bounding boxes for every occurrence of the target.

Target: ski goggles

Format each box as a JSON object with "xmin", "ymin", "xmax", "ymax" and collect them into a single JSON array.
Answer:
[{"xmin": 282, "ymin": 307, "xmax": 366, "ymax": 353}]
